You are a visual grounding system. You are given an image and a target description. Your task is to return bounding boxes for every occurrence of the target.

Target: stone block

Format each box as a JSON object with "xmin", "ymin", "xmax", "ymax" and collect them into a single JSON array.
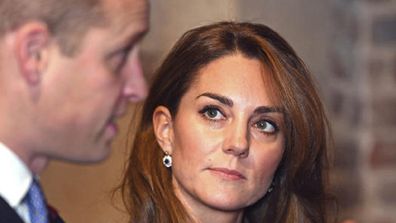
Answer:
[
  {"xmin": 370, "ymin": 140, "xmax": 396, "ymax": 168},
  {"xmin": 348, "ymin": 97, "xmax": 363, "ymax": 127},
  {"xmin": 369, "ymin": 58, "xmax": 385, "ymax": 84},
  {"xmin": 329, "ymin": 90, "xmax": 346, "ymax": 117},
  {"xmin": 394, "ymin": 54, "xmax": 396, "ymax": 84},
  {"xmin": 334, "ymin": 138, "xmax": 359, "ymax": 171},
  {"xmin": 371, "ymin": 97, "xmax": 396, "ymax": 127},
  {"xmin": 333, "ymin": 171, "xmax": 362, "ymax": 209},
  {"xmin": 373, "ymin": 16, "xmax": 396, "ymax": 44},
  {"xmin": 377, "ymin": 176, "xmax": 396, "ymax": 206}
]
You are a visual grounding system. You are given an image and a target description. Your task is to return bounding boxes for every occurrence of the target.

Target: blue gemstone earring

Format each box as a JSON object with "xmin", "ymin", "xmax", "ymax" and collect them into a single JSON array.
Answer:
[{"xmin": 162, "ymin": 152, "xmax": 172, "ymax": 168}]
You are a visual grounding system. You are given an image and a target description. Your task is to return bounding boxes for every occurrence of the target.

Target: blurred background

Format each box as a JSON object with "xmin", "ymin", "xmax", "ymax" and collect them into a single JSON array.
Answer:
[{"xmin": 41, "ymin": 0, "xmax": 396, "ymax": 222}]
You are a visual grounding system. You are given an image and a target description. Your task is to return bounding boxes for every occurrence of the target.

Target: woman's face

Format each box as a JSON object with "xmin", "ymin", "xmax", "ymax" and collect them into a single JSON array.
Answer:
[{"xmin": 155, "ymin": 54, "xmax": 285, "ymax": 219}]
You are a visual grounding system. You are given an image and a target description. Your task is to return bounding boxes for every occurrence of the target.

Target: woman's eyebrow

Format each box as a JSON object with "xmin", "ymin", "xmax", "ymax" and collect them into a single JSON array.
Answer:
[
  {"xmin": 196, "ymin": 92, "xmax": 284, "ymax": 114},
  {"xmin": 253, "ymin": 106, "xmax": 283, "ymax": 114},
  {"xmin": 196, "ymin": 92, "xmax": 233, "ymax": 107}
]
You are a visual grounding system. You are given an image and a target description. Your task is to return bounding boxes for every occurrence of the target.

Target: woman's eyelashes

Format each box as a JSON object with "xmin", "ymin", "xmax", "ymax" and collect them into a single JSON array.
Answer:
[
  {"xmin": 253, "ymin": 119, "xmax": 279, "ymax": 135},
  {"xmin": 198, "ymin": 105, "xmax": 280, "ymax": 135},
  {"xmin": 198, "ymin": 105, "xmax": 226, "ymax": 122}
]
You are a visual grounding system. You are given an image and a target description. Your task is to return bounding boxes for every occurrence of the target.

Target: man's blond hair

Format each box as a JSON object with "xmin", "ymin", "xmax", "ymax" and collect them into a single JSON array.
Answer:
[{"xmin": 0, "ymin": 0, "xmax": 108, "ymax": 56}]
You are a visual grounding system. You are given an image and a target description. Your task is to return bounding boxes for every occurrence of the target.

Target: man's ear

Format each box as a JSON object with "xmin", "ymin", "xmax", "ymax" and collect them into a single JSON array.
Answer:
[
  {"xmin": 153, "ymin": 106, "xmax": 174, "ymax": 154},
  {"xmin": 13, "ymin": 21, "xmax": 50, "ymax": 85}
]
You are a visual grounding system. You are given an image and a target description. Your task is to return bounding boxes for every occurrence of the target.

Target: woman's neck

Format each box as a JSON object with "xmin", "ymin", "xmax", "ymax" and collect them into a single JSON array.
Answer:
[
  {"xmin": 189, "ymin": 208, "xmax": 244, "ymax": 223},
  {"xmin": 174, "ymin": 186, "xmax": 245, "ymax": 223}
]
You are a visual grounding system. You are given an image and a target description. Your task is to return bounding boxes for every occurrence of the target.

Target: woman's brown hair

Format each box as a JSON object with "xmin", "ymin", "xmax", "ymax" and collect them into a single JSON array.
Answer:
[{"xmin": 120, "ymin": 21, "xmax": 333, "ymax": 223}]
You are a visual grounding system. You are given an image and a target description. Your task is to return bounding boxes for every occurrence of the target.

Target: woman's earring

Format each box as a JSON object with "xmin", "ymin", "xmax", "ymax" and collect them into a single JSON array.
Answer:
[
  {"xmin": 267, "ymin": 181, "xmax": 275, "ymax": 193},
  {"xmin": 162, "ymin": 152, "xmax": 172, "ymax": 168}
]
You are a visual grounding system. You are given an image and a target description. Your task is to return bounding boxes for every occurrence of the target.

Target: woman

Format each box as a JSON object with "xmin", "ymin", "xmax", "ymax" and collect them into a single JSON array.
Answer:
[{"xmin": 120, "ymin": 22, "xmax": 333, "ymax": 223}]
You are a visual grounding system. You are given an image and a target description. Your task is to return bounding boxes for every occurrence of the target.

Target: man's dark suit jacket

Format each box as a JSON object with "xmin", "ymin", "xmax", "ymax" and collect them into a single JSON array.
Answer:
[{"xmin": 0, "ymin": 196, "xmax": 64, "ymax": 223}]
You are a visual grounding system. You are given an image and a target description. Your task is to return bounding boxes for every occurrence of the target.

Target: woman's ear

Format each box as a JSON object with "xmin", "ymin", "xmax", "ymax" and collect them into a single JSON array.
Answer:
[{"xmin": 152, "ymin": 106, "xmax": 174, "ymax": 154}]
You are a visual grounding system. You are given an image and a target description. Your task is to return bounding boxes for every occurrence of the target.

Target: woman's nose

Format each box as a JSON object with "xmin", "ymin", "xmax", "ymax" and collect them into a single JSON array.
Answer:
[{"xmin": 222, "ymin": 121, "xmax": 249, "ymax": 158}]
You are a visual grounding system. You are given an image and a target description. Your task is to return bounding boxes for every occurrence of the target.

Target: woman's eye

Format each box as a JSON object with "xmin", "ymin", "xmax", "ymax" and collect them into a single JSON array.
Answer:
[
  {"xmin": 199, "ymin": 106, "xmax": 225, "ymax": 121},
  {"xmin": 254, "ymin": 120, "xmax": 277, "ymax": 134}
]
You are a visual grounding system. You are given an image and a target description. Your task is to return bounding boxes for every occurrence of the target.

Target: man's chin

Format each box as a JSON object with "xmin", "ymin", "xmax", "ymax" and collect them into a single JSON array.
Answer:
[
  {"xmin": 52, "ymin": 147, "xmax": 112, "ymax": 164},
  {"xmin": 30, "ymin": 156, "xmax": 50, "ymax": 174}
]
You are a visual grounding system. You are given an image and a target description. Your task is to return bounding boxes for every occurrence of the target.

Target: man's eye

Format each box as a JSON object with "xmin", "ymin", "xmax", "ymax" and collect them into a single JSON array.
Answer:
[
  {"xmin": 111, "ymin": 52, "xmax": 128, "ymax": 73},
  {"xmin": 199, "ymin": 106, "xmax": 225, "ymax": 121},
  {"xmin": 108, "ymin": 43, "xmax": 136, "ymax": 74},
  {"xmin": 254, "ymin": 120, "xmax": 278, "ymax": 134}
]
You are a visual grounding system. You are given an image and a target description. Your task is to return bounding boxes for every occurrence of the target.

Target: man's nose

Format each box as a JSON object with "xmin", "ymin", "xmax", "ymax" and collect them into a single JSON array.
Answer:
[
  {"xmin": 123, "ymin": 49, "xmax": 148, "ymax": 102},
  {"xmin": 222, "ymin": 120, "xmax": 250, "ymax": 158}
]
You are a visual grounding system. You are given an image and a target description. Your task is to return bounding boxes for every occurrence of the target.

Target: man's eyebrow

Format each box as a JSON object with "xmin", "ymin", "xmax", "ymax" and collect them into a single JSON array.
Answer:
[
  {"xmin": 134, "ymin": 28, "xmax": 149, "ymax": 42},
  {"xmin": 196, "ymin": 92, "xmax": 233, "ymax": 107},
  {"xmin": 124, "ymin": 29, "xmax": 148, "ymax": 48}
]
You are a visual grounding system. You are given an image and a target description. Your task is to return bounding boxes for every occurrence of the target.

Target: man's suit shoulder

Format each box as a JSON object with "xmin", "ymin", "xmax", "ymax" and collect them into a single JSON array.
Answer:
[{"xmin": 0, "ymin": 196, "xmax": 24, "ymax": 223}]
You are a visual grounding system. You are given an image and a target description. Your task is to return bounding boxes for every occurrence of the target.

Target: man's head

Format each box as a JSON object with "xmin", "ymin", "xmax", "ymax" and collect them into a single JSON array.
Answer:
[
  {"xmin": 0, "ymin": 0, "xmax": 149, "ymax": 172},
  {"xmin": 1, "ymin": 0, "xmax": 106, "ymax": 55}
]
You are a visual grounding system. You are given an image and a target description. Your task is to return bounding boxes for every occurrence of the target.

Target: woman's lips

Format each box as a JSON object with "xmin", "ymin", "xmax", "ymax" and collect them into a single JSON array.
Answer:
[{"xmin": 208, "ymin": 167, "xmax": 246, "ymax": 180}]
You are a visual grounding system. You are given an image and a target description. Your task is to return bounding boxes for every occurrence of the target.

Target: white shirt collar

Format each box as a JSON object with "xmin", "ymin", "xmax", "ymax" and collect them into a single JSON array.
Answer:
[{"xmin": 0, "ymin": 142, "xmax": 32, "ymax": 207}]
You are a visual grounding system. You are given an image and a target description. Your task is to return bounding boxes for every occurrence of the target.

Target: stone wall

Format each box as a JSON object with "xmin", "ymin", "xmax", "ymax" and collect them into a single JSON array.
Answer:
[{"xmin": 329, "ymin": 0, "xmax": 396, "ymax": 222}]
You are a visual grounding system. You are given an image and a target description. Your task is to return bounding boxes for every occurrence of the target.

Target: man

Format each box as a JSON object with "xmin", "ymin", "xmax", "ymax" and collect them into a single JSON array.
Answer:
[{"xmin": 0, "ymin": 0, "xmax": 149, "ymax": 222}]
